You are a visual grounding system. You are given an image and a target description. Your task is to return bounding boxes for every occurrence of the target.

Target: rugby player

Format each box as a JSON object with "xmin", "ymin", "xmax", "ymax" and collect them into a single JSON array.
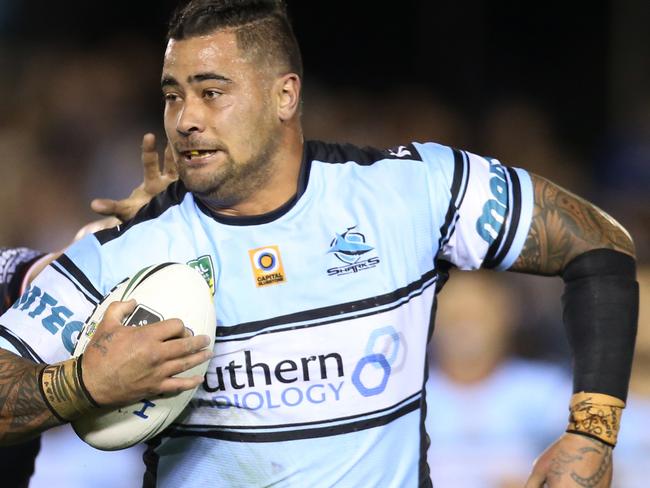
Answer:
[{"xmin": 0, "ymin": 2, "xmax": 638, "ymax": 487}]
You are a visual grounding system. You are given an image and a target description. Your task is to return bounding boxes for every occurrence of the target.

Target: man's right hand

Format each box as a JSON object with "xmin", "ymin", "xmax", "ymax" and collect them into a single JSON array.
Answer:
[
  {"xmin": 81, "ymin": 299, "xmax": 213, "ymax": 407},
  {"xmin": 90, "ymin": 133, "xmax": 178, "ymax": 222}
]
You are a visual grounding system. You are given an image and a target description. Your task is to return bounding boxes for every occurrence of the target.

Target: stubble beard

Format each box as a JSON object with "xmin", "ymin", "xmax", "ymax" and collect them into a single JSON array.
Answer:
[{"xmin": 180, "ymin": 130, "xmax": 282, "ymax": 209}]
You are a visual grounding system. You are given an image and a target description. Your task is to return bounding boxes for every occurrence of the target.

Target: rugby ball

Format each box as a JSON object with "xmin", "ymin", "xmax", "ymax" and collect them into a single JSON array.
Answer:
[{"xmin": 71, "ymin": 262, "xmax": 216, "ymax": 450}]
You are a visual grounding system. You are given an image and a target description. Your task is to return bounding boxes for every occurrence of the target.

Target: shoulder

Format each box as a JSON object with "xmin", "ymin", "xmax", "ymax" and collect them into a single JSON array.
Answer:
[
  {"xmin": 304, "ymin": 139, "xmax": 460, "ymax": 184},
  {"xmin": 305, "ymin": 139, "xmax": 435, "ymax": 165}
]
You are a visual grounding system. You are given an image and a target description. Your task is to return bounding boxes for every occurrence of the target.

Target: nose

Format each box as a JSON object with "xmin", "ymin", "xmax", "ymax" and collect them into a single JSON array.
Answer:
[{"xmin": 176, "ymin": 96, "xmax": 205, "ymax": 136}]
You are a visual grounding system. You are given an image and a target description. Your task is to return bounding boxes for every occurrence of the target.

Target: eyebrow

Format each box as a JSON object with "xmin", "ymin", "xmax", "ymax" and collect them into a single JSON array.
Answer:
[{"xmin": 161, "ymin": 72, "xmax": 232, "ymax": 88}]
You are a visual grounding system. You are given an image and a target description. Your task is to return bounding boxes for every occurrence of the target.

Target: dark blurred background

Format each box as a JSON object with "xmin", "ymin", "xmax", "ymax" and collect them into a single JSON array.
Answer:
[
  {"xmin": 0, "ymin": 0, "xmax": 648, "ymax": 253},
  {"xmin": 2, "ymin": 2, "xmax": 649, "ymax": 487}
]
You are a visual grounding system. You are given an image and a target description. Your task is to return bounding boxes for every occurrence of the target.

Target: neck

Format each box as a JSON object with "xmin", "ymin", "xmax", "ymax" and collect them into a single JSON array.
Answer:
[{"xmin": 199, "ymin": 129, "xmax": 304, "ymax": 218}]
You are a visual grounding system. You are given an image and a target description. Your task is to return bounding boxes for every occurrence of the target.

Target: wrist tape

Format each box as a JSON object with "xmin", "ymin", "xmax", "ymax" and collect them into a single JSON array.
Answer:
[
  {"xmin": 566, "ymin": 391, "xmax": 625, "ymax": 447},
  {"xmin": 39, "ymin": 354, "xmax": 99, "ymax": 421}
]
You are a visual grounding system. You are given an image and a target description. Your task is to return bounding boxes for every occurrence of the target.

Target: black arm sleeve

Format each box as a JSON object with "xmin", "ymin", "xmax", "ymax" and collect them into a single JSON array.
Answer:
[{"xmin": 561, "ymin": 248, "xmax": 638, "ymax": 401}]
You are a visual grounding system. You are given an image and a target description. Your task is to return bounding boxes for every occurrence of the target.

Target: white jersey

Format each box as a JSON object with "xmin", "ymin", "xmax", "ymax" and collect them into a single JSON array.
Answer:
[{"xmin": 0, "ymin": 141, "xmax": 533, "ymax": 487}]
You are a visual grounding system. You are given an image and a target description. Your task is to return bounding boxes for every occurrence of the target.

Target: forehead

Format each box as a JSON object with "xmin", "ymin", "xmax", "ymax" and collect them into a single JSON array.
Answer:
[{"xmin": 163, "ymin": 30, "xmax": 250, "ymax": 77}]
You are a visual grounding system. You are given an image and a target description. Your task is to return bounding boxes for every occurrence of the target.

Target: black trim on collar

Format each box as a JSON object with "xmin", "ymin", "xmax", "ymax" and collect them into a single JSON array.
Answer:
[{"xmin": 194, "ymin": 141, "xmax": 315, "ymax": 226}]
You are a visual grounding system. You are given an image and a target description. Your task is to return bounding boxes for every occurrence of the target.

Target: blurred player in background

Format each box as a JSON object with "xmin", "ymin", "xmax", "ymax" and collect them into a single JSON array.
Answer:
[
  {"xmin": 0, "ymin": 1, "xmax": 639, "ymax": 487},
  {"xmin": 426, "ymin": 271, "xmax": 570, "ymax": 487},
  {"xmin": 0, "ymin": 133, "xmax": 175, "ymax": 487}
]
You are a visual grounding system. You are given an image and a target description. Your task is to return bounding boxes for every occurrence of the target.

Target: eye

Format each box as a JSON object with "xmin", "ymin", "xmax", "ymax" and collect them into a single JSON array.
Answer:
[
  {"xmin": 163, "ymin": 92, "xmax": 180, "ymax": 103},
  {"xmin": 203, "ymin": 89, "xmax": 222, "ymax": 100}
]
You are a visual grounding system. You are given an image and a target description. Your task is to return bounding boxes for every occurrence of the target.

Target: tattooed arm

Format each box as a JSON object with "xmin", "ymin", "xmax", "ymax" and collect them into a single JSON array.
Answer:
[
  {"xmin": 0, "ymin": 350, "xmax": 62, "ymax": 445},
  {"xmin": 508, "ymin": 174, "xmax": 636, "ymax": 488},
  {"xmin": 510, "ymin": 173, "xmax": 635, "ymax": 275}
]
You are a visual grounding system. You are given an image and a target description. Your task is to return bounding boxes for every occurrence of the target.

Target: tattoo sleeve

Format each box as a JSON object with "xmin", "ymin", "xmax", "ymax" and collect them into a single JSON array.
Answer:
[
  {"xmin": 509, "ymin": 173, "xmax": 635, "ymax": 275},
  {"xmin": 0, "ymin": 348, "xmax": 61, "ymax": 445}
]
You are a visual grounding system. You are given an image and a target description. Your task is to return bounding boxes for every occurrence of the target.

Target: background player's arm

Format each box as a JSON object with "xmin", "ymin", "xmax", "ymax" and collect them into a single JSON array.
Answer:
[
  {"xmin": 510, "ymin": 173, "xmax": 635, "ymax": 274},
  {"xmin": 90, "ymin": 133, "xmax": 177, "ymax": 221},
  {"xmin": 507, "ymin": 173, "xmax": 636, "ymax": 488},
  {"xmin": 22, "ymin": 133, "xmax": 176, "ymax": 287}
]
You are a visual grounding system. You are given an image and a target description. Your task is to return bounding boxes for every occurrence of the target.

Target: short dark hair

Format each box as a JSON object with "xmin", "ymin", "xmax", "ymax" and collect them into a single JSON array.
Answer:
[{"xmin": 167, "ymin": 0, "xmax": 303, "ymax": 78}]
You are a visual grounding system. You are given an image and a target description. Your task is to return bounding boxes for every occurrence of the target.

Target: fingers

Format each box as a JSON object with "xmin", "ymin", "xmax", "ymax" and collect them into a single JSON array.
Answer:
[
  {"xmin": 163, "ymin": 143, "xmax": 178, "ymax": 178},
  {"xmin": 160, "ymin": 348, "xmax": 214, "ymax": 378},
  {"xmin": 73, "ymin": 217, "xmax": 121, "ymax": 242},
  {"xmin": 158, "ymin": 375, "xmax": 205, "ymax": 395},
  {"xmin": 90, "ymin": 198, "xmax": 118, "ymax": 216},
  {"xmin": 159, "ymin": 334, "xmax": 212, "ymax": 361},
  {"xmin": 141, "ymin": 133, "xmax": 161, "ymax": 183},
  {"xmin": 102, "ymin": 299, "xmax": 138, "ymax": 328}
]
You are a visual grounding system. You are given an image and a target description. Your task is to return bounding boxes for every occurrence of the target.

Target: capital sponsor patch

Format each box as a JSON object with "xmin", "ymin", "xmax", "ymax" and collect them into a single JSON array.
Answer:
[{"xmin": 248, "ymin": 246, "xmax": 286, "ymax": 287}]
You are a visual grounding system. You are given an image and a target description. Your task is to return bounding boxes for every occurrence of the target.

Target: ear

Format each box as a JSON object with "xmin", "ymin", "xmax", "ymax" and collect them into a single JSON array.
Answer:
[{"xmin": 275, "ymin": 73, "xmax": 301, "ymax": 121}]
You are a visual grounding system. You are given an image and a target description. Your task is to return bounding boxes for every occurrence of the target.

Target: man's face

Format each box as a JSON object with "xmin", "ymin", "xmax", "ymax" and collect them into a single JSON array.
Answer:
[{"xmin": 162, "ymin": 30, "xmax": 281, "ymax": 206}]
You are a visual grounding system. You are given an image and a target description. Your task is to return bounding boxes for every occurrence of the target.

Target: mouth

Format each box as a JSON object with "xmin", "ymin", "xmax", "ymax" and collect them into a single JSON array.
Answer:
[{"xmin": 179, "ymin": 149, "xmax": 219, "ymax": 162}]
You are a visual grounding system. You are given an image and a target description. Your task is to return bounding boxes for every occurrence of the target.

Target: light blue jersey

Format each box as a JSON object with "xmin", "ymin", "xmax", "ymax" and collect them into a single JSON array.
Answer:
[{"xmin": 0, "ymin": 140, "xmax": 533, "ymax": 487}]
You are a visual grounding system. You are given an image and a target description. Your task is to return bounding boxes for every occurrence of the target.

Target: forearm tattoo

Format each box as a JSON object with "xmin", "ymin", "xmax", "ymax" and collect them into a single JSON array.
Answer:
[
  {"xmin": 510, "ymin": 174, "xmax": 634, "ymax": 275},
  {"xmin": 548, "ymin": 437, "xmax": 612, "ymax": 487},
  {"xmin": 0, "ymin": 349, "xmax": 61, "ymax": 444}
]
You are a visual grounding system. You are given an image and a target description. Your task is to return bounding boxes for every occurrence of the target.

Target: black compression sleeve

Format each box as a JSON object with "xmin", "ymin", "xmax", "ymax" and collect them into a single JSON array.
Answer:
[{"xmin": 561, "ymin": 248, "xmax": 638, "ymax": 401}]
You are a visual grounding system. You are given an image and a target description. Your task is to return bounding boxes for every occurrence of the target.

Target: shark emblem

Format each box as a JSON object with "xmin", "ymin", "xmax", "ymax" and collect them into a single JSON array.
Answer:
[{"xmin": 328, "ymin": 226, "xmax": 374, "ymax": 264}]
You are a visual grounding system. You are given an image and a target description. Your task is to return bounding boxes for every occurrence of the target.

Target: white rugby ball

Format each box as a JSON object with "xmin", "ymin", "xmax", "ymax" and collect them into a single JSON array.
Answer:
[{"xmin": 71, "ymin": 262, "xmax": 216, "ymax": 450}]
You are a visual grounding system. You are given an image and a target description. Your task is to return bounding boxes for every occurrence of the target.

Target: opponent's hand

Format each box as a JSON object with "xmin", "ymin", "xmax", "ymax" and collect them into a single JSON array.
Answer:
[
  {"xmin": 525, "ymin": 433, "xmax": 612, "ymax": 487},
  {"xmin": 90, "ymin": 133, "xmax": 178, "ymax": 222},
  {"xmin": 81, "ymin": 300, "xmax": 213, "ymax": 407}
]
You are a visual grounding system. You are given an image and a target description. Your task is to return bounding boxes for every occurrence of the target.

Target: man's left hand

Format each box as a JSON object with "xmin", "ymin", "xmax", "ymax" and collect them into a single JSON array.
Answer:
[{"xmin": 525, "ymin": 433, "xmax": 612, "ymax": 487}]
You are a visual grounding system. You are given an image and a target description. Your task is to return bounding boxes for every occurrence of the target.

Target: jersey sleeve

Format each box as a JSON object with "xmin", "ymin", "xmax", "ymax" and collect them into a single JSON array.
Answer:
[
  {"xmin": 415, "ymin": 142, "xmax": 534, "ymax": 271},
  {"xmin": 0, "ymin": 238, "xmax": 105, "ymax": 364}
]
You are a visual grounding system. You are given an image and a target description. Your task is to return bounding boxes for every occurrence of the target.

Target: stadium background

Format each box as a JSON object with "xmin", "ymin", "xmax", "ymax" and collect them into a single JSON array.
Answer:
[{"xmin": 0, "ymin": 1, "xmax": 648, "ymax": 486}]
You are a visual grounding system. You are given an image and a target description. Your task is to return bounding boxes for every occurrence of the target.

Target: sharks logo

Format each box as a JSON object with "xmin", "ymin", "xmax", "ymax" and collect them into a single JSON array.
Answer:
[
  {"xmin": 328, "ymin": 226, "xmax": 374, "ymax": 264},
  {"xmin": 327, "ymin": 226, "xmax": 380, "ymax": 276}
]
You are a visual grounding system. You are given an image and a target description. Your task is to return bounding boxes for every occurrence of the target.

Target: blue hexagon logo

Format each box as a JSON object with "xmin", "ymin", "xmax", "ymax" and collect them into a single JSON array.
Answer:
[{"xmin": 351, "ymin": 353, "xmax": 391, "ymax": 396}]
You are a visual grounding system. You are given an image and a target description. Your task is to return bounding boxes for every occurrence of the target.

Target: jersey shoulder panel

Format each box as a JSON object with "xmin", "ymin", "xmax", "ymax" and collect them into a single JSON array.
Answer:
[
  {"xmin": 305, "ymin": 140, "xmax": 423, "ymax": 166},
  {"xmin": 95, "ymin": 180, "xmax": 189, "ymax": 245}
]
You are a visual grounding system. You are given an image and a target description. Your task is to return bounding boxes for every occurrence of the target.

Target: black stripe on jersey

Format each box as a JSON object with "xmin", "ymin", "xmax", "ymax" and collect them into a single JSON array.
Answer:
[
  {"xmin": 166, "ymin": 397, "xmax": 420, "ymax": 443},
  {"xmin": 418, "ymin": 295, "xmax": 438, "ymax": 488},
  {"xmin": 49, "ymin": 263, "xmax": 98, "ymax": 306},
  {"xmin": 484, "ymin": 167, "xmax": 523, "ymax": 269},
  {"xmin": 0, "ymin": 325, "xmax": 44, "ymax": 363},
  {"xmin": 52, "ymin": 255, "xmax": 102, "ymax": 303},
  {"xmin": 482, "ymin": 162, "xmax": 512, "ymax": 267},
  {"xmin": 181, "ymin": 391, "xmax": 420, "ymax": 431},
  {"xmin": 216, "ymin": 269, "xmax": 437, "ymax": 341},
  {"xmin": 308, "ymin": 140, "xmax": 423, "ymax": 166},
  {"xmin": 95, "ymin": 181, "xmax": 188, "ymax": 245},
  {"xmin": 142, "ymin": 437, "xmax": 163, "ymax": 488},
  {"xmin": 436, "ymin": 149, "xmax": 469, "ymax": 253}
]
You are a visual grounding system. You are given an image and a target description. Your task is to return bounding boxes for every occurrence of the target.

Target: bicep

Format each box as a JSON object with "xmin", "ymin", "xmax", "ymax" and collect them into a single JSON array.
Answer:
[{"xmin": 508, "ymin": 173, "xmax": 635, "ymax": 275}]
